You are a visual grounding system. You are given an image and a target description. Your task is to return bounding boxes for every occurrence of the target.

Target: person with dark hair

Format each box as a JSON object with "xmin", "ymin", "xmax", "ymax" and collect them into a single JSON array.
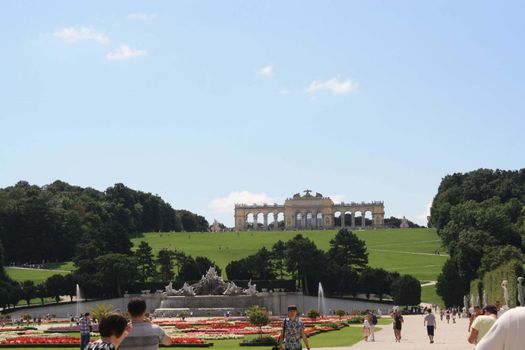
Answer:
[
  {"xmin": 86, "ymin": 313, "xmax": 130, "ymax": 350},
  {"xmin": 278, "ymin": 305, "xmax": 310, "ymax": 350},
  {"xmin": 119, "ymin": 297, "xmax": 171, "ymax": 350},
  {"xmin": 423, "ymin": 308, "xmax": 436, "ymax": 344},
  {"xmin": 79, "ymin": 313, "xmax": 92, "ymax": 350},
  {"xmin": 468, "ymin": 305, "xmax": 497, "ymax": 345}
]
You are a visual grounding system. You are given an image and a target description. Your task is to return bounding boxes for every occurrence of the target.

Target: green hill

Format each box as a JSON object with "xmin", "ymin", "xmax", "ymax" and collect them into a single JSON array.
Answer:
[{"xmin": 131, "ymin": 227, "xmax": 447, "ymax": 281}]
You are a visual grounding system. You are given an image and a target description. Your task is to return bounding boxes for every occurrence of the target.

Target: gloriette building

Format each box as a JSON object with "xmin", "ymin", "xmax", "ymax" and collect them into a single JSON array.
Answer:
[{"xmin": 234, "ymin": 190, "xmax": 385, "ymax": 231}]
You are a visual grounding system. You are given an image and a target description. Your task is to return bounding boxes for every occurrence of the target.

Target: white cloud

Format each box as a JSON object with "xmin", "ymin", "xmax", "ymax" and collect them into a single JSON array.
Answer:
[
  {"xmin": 127, "ymin": 12, "xmax": 157, "ymax": 21},
  {"xmin": 258, "ymin": 65, "xmax": 273, "ymax": 77},
  {"xmin": 306, "ymin": 76, "xmax": 358, "ymax": 95},
  {"xmin": 208, "ymin": 191, "xmax": 276, "ymax": 215},
  {"xmin": 417, "ymin": 201, "xmax": 432, "ymax": 225},
  {"xmin": 329, "ymin": 194, "xmax": 346, "ymax": 204},
  {"xmin": 106, "ymin": 45, "xmax": 147, "ymax": 61},
  {"xmin": 53, "ymin": 26, "xmax": 109, "ymax": 45}
]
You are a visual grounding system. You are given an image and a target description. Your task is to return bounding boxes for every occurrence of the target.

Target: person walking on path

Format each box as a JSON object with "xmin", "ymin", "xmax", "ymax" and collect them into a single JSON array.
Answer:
[
  {"xmin": 278, "ymin": 305, "xmax": 310, "ymax": 350},
  {"xmin": 475, "ymin": 306, "xmax": 525, "ymax": 350},
  {"xmin": 86, "ymin": 313, "xmax": 131, "ymax": 350},
  {"xmin": 468, "ymin": 305, "xmax": 497, "ymax": 345},
  {"xmin": 119, "ymin": 297, "xmax": 171, "ymax": 350},
  {"xmin": 363, "ymin": 315, "xmax": 371, "ymax": 342},
  {"xmin": 468, "ymin": 306, "xmax": 482, "ymax": 332},
  {"xmin": 424, "ymin": 309, "xmax": 437, "ymax": 344},
  {"xmin": 79, "ymin": 313, "xmax": 92, "ymax": 350},
  {"xmin": 368, "ymin": 311, "xmax": 377, "ymax": 341},
  {"xmin": 392, "ymin": 310, "xmax": 404, "ymax": 342}
]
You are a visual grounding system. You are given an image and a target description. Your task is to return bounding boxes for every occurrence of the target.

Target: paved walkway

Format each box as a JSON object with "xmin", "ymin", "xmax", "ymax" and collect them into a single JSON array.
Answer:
[{"xmin": 314, "ymin": 314, "xmax": 473, "ymax": 350}]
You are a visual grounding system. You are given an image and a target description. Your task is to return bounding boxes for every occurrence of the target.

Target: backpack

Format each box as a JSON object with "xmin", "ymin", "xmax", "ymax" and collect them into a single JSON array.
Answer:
[{"xmin": 372, "ymin": 315, "xmax": 378, "ymax": 325}]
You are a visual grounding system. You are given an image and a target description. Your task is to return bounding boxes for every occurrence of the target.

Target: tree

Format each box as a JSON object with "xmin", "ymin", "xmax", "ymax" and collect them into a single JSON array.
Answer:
[
  {"xmin": 391, "ymin": 275, "xmax": 421, "ymax": 306},
  {"xmin": 436, "ymin": 258, "xmax": 468, "ymax": 307},
  {"xmin": 225, "ymin": 248, "xmax": 276, "ymax": 280},
  {"xmin": 357, "ymin": 268, "xmax": 391, "ymax": 300},
  {"xmin": 135, "ymin": 241, "xmax": 156, "ymax": 283},
  {"xmin": 157, "ymin": 249, "xmax": 174, "ymax": 282},
  {"xmin": 246, "ymin": 305, "xmax": 269, "ymax": 337},
  {"xmin": 45, "ymin": 274, "xmax": 67, "ymax": 303},
  {"xmin": 479, "ymin": 245, "xmax": 525, "ymax": 276},
  {"xmin": 271, "ymin": 240, "xmax": 286, "ymax": 279},
  {"xmin": 284, "ymin": 234, "xmax": 325, "ymax": 294},
  {"xmin": 35, "ymin": 283, "xmax": 47, "ymax": 305},
  {"xmin": 20, "ymin": 280, "xmax": 36, "ymax": 306},
  {"xmin": 94, "ymin": 253, "xmax": 139, "ymax": 297},
  {"xmin": 327, "ymin": 228, "xmax": 368, "ymax": 270}
]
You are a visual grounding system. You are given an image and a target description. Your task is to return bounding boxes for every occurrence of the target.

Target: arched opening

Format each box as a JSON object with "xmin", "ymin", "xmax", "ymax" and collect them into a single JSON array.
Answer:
[
  {"xmin": 343, "ymin": 211, "xmax": 352, "ymax": 227},
  {"xmin": 246, "ymin": 213, "xmax": 254, "ymax": 230},
  {"xmin": 306, "ymin": 212, "xmax": 314, "ymax": 228},
  {"xmin": 316, "ymin": 212, "xmax": 323, "ymax": 228},
  {"xmin": 277, "ymin": 212, "xmax": 285, "ymax": 230},
  {"xmin": 354, "ymin": 211, "xmax": 363, "ymax": 227},
  {"xmin": 295, "ymin": 212, "xmax": 303, "ymax": 229},
  {"xmin": 256, "ymin": 213, "xmax": 264, "ymax": 230},
  {"xmin": 267, "ymin": 212, "xmax": 275, "ymax": 231},
  {"xmin": 364, "ymin": 211, "xmax": 373, "ymax": 228},
  {"xmin": 334, "ymin": 211, "xmax": 342, "ymax": 226}
]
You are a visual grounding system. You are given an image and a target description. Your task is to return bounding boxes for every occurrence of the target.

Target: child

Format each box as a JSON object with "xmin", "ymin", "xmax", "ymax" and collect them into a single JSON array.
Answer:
[
  {"xmin": 363, "ymin": 315, "xmax": 371, "ymax": 341},
  {"xmin": 86, "ymin": 313, "xmax": 131, "ymax": 350}
]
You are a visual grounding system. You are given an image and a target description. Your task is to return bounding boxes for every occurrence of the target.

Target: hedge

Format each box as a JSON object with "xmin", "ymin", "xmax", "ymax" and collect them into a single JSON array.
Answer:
[{"xmin": 482, "ymin": 259, "xmax": 524, "ymax": 307}]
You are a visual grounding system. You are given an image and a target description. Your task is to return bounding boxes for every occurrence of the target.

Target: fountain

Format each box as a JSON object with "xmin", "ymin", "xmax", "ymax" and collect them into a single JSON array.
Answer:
[
  {"xmin": 75, "ymin": 284, "xmax": 82, "ymax": 317},
  {"xmin": 317, "ymin": 282, "xmax": 327, "ymax": 316},
  {"xmin": 153, "ymin": 267, "xmax": 265, "ymax": 317}
]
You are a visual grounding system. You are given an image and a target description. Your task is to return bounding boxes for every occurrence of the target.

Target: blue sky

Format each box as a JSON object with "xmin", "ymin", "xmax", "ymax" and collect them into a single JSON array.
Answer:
[{"xmin": 1, "ymin": 0, "xmax": 524, "ymax": 226}]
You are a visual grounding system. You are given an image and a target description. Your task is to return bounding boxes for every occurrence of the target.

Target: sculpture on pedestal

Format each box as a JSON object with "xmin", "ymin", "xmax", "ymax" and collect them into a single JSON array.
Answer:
[
  {"xmin": 502, "ymin": 280, "xmax": 510, "ymax": 307},
  {"xmin": 518, "ymin": 276, "xmax": 524, "ymax": 306}
]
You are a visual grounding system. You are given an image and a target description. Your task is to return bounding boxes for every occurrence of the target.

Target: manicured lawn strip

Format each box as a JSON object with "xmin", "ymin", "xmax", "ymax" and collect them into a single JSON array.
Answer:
[{"xmin": 6, "ymin": 268, "xmax": 69, "ymax": 283}]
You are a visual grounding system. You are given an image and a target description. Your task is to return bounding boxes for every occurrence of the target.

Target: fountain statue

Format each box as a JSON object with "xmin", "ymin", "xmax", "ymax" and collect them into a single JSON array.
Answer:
[
  {"xmin": 482, "ymin": 290, "xmax": 487, "ymax": 307},
  {"xmin": 502, "ymin": 280, "xmax": 510, "ymax": 307},
  {"xmin": 246, "ymin": 280, "xmax": 258, "ymax": 296},
  {"xmin": 463, "ymin": 295, "xmax": 469, "ymax": 311},
  {"xmin": 223, "ymin": 282, "xmax": 244, "ymax": 296},
  {"xmin": 155, "ymin": 267, "xmax": 267, "ymax": 317},
  {"xmin": 518, "ymin": 277, "xmax": 524, "ymax": 307}
]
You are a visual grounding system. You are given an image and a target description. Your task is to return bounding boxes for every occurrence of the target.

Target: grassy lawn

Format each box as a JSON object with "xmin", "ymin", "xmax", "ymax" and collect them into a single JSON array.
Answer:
[
  {"xmin": 5, "ymin": 267, "xmax": 70, "ymax": 283},
  {"xmin": 132, "ymin": 228, "xmax": 446, "ymax": 281},
  {"xmin": 4, "ymin": 228, "xmax": 446, "ymax": 305},
  {"xmin": 421, "ymin": 285, "xmax": 444, "ymax": 307}
]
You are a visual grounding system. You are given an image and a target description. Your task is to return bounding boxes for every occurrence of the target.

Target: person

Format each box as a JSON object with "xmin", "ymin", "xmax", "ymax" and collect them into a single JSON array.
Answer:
[
  {"xmin": 119, "ymin": 297, "xmax": 172, "ymax": 350},
  {"xmin": 363, "ymin": 315, "xmax": 371, "ymax": 341},
  {"xmin": 468, "ymin": 306, "xmax": 482, "ymax": 332},
  {"xmin": 452, "ymin": 308, "xmax": 457, "ymax": 324},
  {"xmin": 495, "ymin": 300, "xmax": 506, "ymax": 318},
  {"xmin": 278, "ymin": 305, "xmax": 311, "ymax": 350},
  {"xmin": 468, "ymin": 305, "xmax": 497, "ymax": 345},
  {"xmin": 368, "ymin": 311, "xmax": 377, "ymax": 341},
  {"xmin": 475, "ymin": 306, "xmax": 525, "ymax": 350},
  {"xmin": 439, "ymin": 309, "xmax": 444, "ymax": 321},
  {"xmin": 424, "ymin": 308, "xmax": 436, "ymax": 344},
  {"xmin": 86, "ymin": 313, "xmax": 131, "ymax": 350},
  {"xmin": 79, "ymin": 313, "xmax": 92, "ymax": 350},
  {"xmin": 445, "ymin": 309, "xmax": 451, "ymax": 324},
  {"xmin": 392, "ymin": 310, "xmax": 404, "ymax": 342}
]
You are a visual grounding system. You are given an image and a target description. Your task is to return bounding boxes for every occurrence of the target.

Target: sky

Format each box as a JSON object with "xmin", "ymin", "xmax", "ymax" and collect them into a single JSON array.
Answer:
[{"xmin": 1, "ymin": 0, "xmax": 525, "ymax": 226}]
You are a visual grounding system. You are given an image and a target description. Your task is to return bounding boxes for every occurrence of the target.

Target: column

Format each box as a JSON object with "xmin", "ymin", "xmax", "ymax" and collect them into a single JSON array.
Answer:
[
  {"xmin": 302, "ymin": 213, "xmax": 307, "ymax": 228},
  {"xmin": 351, "ymin": 214, "xmax": 355, "ymax": 228},
  {"xmin": 361, "ymin": 213, "xmax": 366, "ymax": 228},
  {"xmin": 253, "ymin": 215, "xmax": 258, "ymax": 230},
  {"xmin": 341, "ymin": 213, "xmax": 345, "ymax": 228},
  {"xmin": 263, "ymin": 214, "xmax": 268, "ymax": 230}
]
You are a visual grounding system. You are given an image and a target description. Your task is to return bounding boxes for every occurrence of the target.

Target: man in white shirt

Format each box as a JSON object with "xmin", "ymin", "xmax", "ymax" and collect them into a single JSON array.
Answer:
[{"xmin": 475, "ymin": 307, "xmax": 525, "ymax": 350}]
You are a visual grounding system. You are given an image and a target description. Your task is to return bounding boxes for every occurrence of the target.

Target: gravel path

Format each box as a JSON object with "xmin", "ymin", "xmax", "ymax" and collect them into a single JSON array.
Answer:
[{"xmin": 314, "ymin": 314, "xmax": 473, "ymax": 350}]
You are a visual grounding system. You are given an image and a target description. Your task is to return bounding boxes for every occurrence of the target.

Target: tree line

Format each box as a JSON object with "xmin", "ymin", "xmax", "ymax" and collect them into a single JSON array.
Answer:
[
  {"xmin": 432, "ymin": 168, "xmax": 525, "ymax": 306},
  {"xmin": 0, "ymin": 180, "xmax": 209, "ymax": 264},
  {"xmin": 226, "ymin": 229, "xmax": 421, "ymax": 305}
]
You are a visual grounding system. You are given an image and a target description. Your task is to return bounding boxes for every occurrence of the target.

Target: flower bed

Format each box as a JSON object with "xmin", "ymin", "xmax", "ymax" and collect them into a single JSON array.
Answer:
[{"xmin": 0, "ymin": 336, "xmax": 79, "ymax": 347}]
